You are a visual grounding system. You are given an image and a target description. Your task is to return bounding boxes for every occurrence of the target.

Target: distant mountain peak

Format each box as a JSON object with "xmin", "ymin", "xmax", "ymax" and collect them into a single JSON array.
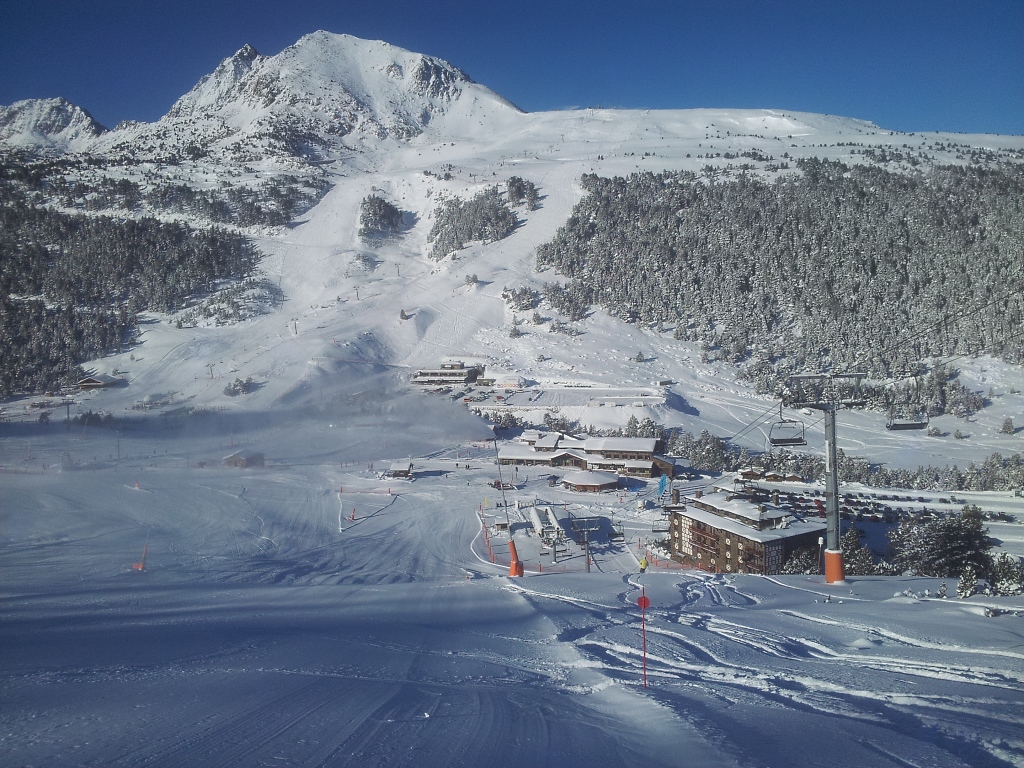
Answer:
[
  {"xmin": 0, "ymin": 97, "xmax": 107, "ymax": 151},
  {"xmin": 151, "ymin": 30, "xmax": 520, "ymax": 155}
]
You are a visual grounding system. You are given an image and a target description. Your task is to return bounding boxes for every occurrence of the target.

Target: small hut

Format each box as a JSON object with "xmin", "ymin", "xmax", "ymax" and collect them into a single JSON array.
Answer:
[
  {"xmin": 77, "ymin": 373, "xmax": 123, "ymax": 390},
  {"xmin": 224, "ymin": 449, "xmax": 265, "ymax": 468},
  {"xmin": 388, "ymin": 459, "xmax": 414, "ymax": 478}
]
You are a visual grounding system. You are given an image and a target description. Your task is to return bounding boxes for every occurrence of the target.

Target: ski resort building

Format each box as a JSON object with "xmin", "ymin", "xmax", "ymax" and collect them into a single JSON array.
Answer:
[
  {"xmin": 666, "ymin": 489, "xmax": 824, "ymax": 575},
  {"xmin": 223, "ymin": 450, "xmax": 265, "ymax": 468},
  {"xmin": 560, "ymin": 470, "xmax": 620, "ymax": 492},
  {"xmin": 76, "ymin": 373, "xmax": 124, "ymax": 389},
  {"xmin": 387, "ymin": 459, "xmax": 414, "ymax": 478},
  {"xmin": 497, "ymin": 431, "xmax": 676, "ymax": 478},
  {"xmin": 410, "ymin": 361, "xmax": 483, "ymax": 386}
]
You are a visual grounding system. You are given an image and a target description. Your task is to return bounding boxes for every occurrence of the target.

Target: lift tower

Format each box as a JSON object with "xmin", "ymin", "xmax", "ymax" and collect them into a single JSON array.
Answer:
[{"xmin": 789, "ymin": 373, "xmax": 866, "ymax": 583}]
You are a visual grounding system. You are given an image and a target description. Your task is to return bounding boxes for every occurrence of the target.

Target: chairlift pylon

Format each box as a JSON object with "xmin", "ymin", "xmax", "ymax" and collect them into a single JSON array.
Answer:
[{"xmin": 768, "ymin": 404, "xmax": 807, "ymax": 447}]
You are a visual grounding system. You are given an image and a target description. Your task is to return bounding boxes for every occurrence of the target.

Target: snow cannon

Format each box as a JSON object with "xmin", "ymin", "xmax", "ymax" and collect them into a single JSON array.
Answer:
[
  {"xmin": 824, "ymin": 548, "xmax": 845, "ymax": 584},
  {"xmin": 508, "ymin": 540, "xmax": 524, "ymax": 578}
]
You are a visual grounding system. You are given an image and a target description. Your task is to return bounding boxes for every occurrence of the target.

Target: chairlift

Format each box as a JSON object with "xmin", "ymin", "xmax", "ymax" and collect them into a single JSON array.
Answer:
[
  {"xmin": 886, "ymin": 409, "xmax": 929, "ymax": 431},
  {"xmin": 768, "ymin": 405, "xmax": 806, "ymax": 447},
  {"xmin": 610, "ymin": 521, "xmax": 625, "ymax": 541}
]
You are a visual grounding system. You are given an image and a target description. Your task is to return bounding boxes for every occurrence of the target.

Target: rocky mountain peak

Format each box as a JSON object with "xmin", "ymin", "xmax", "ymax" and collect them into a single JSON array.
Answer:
[{"xmin": 0, "ymin": 97, "xmax": 107, "ymax": 151}]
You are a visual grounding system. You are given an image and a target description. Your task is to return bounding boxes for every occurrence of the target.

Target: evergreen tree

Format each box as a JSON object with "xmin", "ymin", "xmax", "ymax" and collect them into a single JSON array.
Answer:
[
  {"xmin": 989, "ymin": 552, "xmax": 1024, "ymax": 596},
  {"xmin": 358, "ymin": 195, "xmax": 403, "ymax": 237},
  {"xmin": 957, "ymin": 564, "xmax": 978, "ymax": 599},
  {"xmin": 841, "ymin": 523, "xmax": 876, "ymax": 575},
  {"xmin": 782, "ymin": 547, "xmax": 819, "ymax": 575},
  {"xmin": 890, "ymin": 506, "xmax": 993, "ymax": 577}
]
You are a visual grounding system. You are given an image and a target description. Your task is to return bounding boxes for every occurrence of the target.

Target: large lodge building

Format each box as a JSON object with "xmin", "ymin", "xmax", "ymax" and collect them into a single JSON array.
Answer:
[
  {"xmin": 497, "ymin": 431, "xmax": 677, "ymax": 478},
  {"xmin": 666, "ymin": 487, "xmax": 825, "ymax": 575}
]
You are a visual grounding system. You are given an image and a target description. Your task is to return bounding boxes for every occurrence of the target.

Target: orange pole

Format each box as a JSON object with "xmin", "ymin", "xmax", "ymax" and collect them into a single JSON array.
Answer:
[
  {"xmin": 824, "ymin": 549, "xmax": 845, "ymax": 583},
  {"xmin": 508, "ymin": 540, "xmax": 523, "ymax": 577},
  {"xmin": 132, "ymin": 542, "xmax": 147, "ymax": 571}
]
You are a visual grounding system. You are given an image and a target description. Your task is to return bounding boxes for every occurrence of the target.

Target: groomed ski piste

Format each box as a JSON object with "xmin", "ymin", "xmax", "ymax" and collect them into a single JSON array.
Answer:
[
  {"xmin": 4, "ymin": 446, "xmax": 1024, "ymax": 767},
  {"xmin": 4, "ymin": 33, "xmax": 1024, "ymax": 767}
]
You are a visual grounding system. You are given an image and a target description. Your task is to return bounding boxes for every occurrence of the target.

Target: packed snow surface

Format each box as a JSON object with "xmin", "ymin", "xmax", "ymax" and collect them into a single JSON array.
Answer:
[{"xmin": 3, "ymin": 443, "xmax": 1024, "ymax": 766}]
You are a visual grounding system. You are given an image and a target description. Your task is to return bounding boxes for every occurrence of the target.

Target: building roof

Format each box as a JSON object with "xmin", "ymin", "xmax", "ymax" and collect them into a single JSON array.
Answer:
[
  {"xmin": 673, "ymin": 505, "xmax": 825, "ymax": 544},
  {"xmin": 561, "ymin": 470, "xmax": 619, "ymax": 488},
  {"xmin": 584, "ymin": 437, "xmax": 658, "ymax": 453},
  {"xmin": 224, "ymin": 449, "xmax": 263, "ymax": 461},
  {"xmin": 685, "ymin": 491, "xmax": 788, "ymax": 525},
  {"xmin": 534, "ymin": 433, "xmax": 561, "ymax": 449},
  {"xmin": 77, "ymin": 373, "xmax": 121, "ymax": 386}
]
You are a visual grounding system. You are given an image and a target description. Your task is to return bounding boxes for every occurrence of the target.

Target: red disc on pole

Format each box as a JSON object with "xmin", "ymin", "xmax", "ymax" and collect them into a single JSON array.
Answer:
[{"xmin": 637, "ymin": 595, "xmax": 651, "ymax": 610}]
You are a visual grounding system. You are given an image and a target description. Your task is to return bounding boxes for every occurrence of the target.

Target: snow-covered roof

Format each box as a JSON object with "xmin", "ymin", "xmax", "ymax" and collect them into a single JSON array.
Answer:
[
  {"xmin": 224, "ymin": 449, "xmax": 263, "ymax": 461},
  {"xmin": 584, "ymin": 437, "xmax": 658, "ymax": 453},
  {"xmin": 674, "ymin": 504, "xmax": 825, "ymax": 544},
  {"xmin": 77, "ymin": 373, "xmax": 122, "ymax": 387},
  {"xmin": 561, "ymin": 470, "xmax": 619, "ymax": 488},
  {"xmin": 684, "ymin": 491, "xmax": 787, "ymax": 524},
  {"xmin": 534, "ymin": 433, "xmax": 561, "ymax": 449}
]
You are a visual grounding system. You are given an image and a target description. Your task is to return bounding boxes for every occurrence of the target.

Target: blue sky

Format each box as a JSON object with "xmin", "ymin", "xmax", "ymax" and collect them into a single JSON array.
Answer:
[{"xmin": 1, "ymin": 0, "xmax": 1021, "ymax": 134}]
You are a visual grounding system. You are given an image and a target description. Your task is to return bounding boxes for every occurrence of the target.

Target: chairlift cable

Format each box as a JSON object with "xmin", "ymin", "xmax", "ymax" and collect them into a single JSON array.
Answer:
[{"xmin": 846, "ymin": 280, "xmax": 1024, "ymax": 381}]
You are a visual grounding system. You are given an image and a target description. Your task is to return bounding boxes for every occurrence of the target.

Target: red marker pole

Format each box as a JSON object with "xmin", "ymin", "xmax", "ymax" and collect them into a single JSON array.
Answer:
[{"xmin": 638, "ymin": 588, "xmax": 650, "ymax": 689}]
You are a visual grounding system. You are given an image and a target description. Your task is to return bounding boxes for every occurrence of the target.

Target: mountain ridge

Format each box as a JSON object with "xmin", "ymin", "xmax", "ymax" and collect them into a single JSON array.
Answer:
[
  {"xmin": 0, "ymin": 97, "xmax": 107, "ymax": 151},
  {"xmin": 2, "ymin": 31, "xmax": 523, "ymax": 159}
]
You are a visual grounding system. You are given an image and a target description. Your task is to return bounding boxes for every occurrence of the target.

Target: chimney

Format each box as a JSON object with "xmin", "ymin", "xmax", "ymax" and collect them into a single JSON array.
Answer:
[
  {"xmin": 695, "ymin": 490, "xmax": 702, "ymax": 499},
  {"xmin": 672, "ymin": 488, "xmax": 680, "ymax": 504}
]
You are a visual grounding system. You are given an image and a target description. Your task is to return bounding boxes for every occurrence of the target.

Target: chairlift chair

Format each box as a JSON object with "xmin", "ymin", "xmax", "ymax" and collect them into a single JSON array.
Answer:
[
  {"xmin": 768, "ymin": 405, "xmax": 807, "ymax": 447},
  {"xmin": 885, "ymin": 410, "xmax": 929, "ymax": 431}
]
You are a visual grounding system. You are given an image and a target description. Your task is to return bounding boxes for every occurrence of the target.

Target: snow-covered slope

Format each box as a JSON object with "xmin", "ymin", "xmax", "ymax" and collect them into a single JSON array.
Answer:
[{"xmin": 0, "ymin": 96, "xmax": 107, "ymax": 151}]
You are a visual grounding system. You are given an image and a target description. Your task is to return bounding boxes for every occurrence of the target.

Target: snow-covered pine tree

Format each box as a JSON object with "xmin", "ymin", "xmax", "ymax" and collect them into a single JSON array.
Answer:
[
  {"xmin": 358, "ymin": 195, "xmax": 402, "ymax": 237},
  {"xmin": 957, "ymin": 563, "xmax": 978, "ymax": 599},
  {"xmin": 782, "ymin": 547, "xmax": 819, "ymax": 575},
  {"xmin": 841, "ymin": 523, "xmax": 876, "ymax": 575},
  {"xmin": 989, "ymin": 552, "xmax": 1024, "ymax": 596}
]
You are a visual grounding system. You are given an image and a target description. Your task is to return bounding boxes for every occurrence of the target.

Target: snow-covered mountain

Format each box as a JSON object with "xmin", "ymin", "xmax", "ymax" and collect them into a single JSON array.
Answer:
[
  {"xmin": 0, "ymin": 96, "xmax": 107, "ymax": 151},
  {"xmin": 2, "ymin": 31, "xmax": 1022, "ymax": 466},
  {"xmin": 86, "ymin": 31, "xmax": 523, "ymax": 161}
]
